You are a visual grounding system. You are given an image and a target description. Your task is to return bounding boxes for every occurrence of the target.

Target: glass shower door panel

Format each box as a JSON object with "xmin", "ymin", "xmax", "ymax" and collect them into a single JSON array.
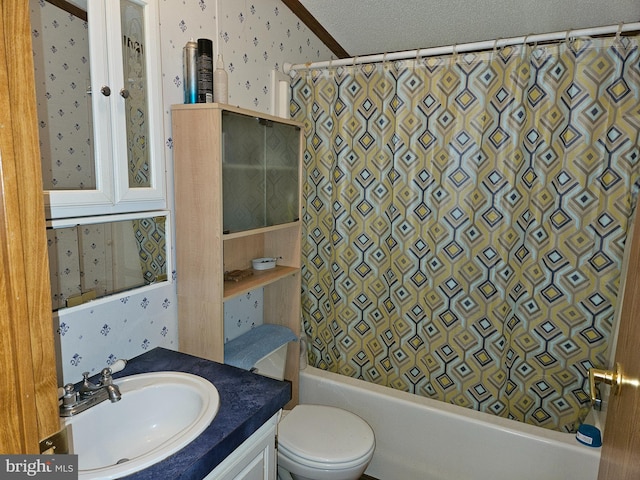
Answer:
[
  {"xmin": 222, "ymin": 111, "xmax": 266, "ymax": 233},
  {"xmin": 265, "ymin": 121, "xmax": 300, "ymax": 226},
  {"xmin": 120, "ymin": 0, "xmax": 151, "ymax": 189}
]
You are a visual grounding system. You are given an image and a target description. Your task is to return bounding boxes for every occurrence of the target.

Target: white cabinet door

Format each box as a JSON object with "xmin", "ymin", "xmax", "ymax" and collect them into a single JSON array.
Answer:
[
  {"xmin": 204, "ymin": 414, "xmax": 278, "ymax": 480},
  {"xmin": 106, "ymin": 0, "xmax": 165, "ymax": 210},
  {"xmin": 34, "ymin": 0, "xmax": 165, "ymax": 219}
]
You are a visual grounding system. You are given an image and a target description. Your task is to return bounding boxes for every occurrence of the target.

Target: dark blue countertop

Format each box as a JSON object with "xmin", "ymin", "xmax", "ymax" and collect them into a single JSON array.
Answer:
[{"xmin": 111, "ymin": 347, "xmax": 291, "ymax": 480}]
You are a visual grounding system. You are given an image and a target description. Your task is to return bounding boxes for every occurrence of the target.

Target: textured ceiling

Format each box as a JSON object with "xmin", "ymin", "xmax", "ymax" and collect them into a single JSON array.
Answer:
[{"xmin": 299, "ymin": 0, "xmax": 640, "ymax": 57}]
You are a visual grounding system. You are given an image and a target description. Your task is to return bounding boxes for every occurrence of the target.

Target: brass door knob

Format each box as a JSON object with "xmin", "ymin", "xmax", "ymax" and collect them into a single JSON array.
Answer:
[{"xmin": 589, "ymin": 363, "xmax": 622, "ymax": 407}]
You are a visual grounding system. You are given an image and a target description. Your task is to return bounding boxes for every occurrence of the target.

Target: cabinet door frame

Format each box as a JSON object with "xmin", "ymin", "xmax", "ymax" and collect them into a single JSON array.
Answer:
[
  {"xmin": 43, "ymin": 0, "xmax": 166, "ymax": 219},
  {"xmin": 43, "ymin": 0, "xmax": 115, "ymax": 216},
  {"xmin": 107, "ymin": 0, "xmax": 166, "ymax": 208},
  {"xmin": 202, "ymin": 413, "xmax": 278, "ymax": 480}
]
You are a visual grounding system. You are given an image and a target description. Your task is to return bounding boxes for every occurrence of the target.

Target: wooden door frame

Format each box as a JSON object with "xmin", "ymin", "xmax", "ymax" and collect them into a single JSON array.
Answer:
[{"xmin": 0, "ymin": 1, "xmax": 60, "ymax": 453}]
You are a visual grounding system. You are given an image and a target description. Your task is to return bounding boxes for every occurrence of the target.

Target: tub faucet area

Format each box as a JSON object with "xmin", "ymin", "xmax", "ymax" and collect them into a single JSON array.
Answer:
[{"xmin": 60, "ymin": 368, "xmax": 122, "ymax": 417}]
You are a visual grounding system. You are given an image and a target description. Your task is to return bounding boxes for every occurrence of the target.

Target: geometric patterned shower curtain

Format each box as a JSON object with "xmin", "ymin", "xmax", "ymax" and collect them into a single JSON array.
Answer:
[{"xmin": 291, "ymin": 35, "xmax": 640, "ymax": 432}]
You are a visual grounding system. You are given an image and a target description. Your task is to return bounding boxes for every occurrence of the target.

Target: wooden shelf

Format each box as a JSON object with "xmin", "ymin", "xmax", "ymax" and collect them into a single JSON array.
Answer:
[
  {"xmin": 222, "ymin": 221, "xmax": 300, "ymax": 240},
  {"xmin": 223, "ymin": 266, "xmax": 299, "ymax": 300},
  {"xmin": 223, "ymin": 164, "xmax": 298, "ymax": 172},
  {"xmin": 172, "ymin": 103, "xmax": 303, "ymax": 408}
]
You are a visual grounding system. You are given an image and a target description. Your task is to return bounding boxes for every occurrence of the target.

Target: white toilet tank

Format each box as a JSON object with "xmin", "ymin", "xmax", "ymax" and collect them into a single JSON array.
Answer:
[
  {"xmin": 253, "ymin": 342, "xmax": 288, "ymax": 380},
  {"xmin": 224, "ymin": 324, "xmax": 297, "ymax": 380}
]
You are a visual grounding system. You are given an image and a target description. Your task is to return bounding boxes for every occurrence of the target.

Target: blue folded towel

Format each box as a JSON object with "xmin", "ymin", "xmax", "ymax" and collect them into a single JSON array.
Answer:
[{"xmin": 224, "ymin": 324, "xmax": 298, "ymax": 371}]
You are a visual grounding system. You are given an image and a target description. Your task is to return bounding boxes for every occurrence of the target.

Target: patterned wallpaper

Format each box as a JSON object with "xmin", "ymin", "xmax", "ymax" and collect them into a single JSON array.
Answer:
[
  {"xmin": 224, "ymin": 289, "xmax": 264, "ymax": 343},
  {"xmin": 54, "ymin": 0, "xmax": 332, "ymax": 385},
  {"xmin": 57, "ymin": 285, "xmax": 178, "ymax": 382},
  {"xmin": 159, "ymin": 0, "xmax": 331, "ymax": 115}
]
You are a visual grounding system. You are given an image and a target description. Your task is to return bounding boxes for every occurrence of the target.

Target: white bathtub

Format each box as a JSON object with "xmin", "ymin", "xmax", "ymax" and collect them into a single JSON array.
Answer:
[{"xmin": 299, "ymin": 366, "xmax": 601, "ymax": 480}]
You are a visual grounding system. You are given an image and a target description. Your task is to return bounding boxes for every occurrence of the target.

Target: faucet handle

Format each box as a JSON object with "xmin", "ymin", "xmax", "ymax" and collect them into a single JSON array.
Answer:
[
  {"xmin": 62, "ymin": 383, "xmax": 77, "ymax": 406},
  {"xmin": 79, "ymin": 371, "xmax": 98, "ymax": 396},
  {"xmin": 100, "ymin": 367, "xmax": 113, "ymax": 385}
]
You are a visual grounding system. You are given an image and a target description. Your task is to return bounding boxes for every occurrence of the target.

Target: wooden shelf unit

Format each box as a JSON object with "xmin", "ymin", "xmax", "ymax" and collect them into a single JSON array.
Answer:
[
  {"xmin": 172, "ymin": 103, "xmax": 303, "ymax": 407},
  {"xmin": 224, "ymin": 266, "xmax": 299, "ymax": 300}
]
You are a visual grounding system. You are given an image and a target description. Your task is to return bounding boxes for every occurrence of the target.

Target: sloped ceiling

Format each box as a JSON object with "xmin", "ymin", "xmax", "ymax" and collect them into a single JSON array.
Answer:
[{"xmin": 290, "ymin": 0, "xmax": 640, "ymax": 58}]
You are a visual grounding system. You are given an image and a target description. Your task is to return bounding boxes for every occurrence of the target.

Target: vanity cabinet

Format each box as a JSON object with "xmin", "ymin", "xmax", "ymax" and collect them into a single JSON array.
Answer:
[
  {"xmin": 172, "ymin": 104, "xmax": 303, "ymax": 407},
  {"xmin": 203, "ymin": 413, "xmax": 278, "ymax": 480},
  {"xmin": 31, "ymin": 0, "xmax": 166, "ymax": 219}
]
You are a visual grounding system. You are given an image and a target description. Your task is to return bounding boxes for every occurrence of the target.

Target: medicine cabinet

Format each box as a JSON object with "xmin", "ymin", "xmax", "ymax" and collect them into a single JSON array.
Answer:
[
  {"xmin": 47, "ymin": 211, "xmax": 170, "ymax": 311},
  {"xmin": 172, "ymin": 103, "xmax": 303, "ymax": 407},
  {"xmin": 30, "ymin": 0, "xmax": 166, "ymax": 219}
]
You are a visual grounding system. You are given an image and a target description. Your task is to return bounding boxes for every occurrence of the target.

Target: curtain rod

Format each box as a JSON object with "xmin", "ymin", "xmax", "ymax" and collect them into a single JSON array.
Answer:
[{"xmin": 284, "ymin": 22, "xmax": 640, "ymax": 74}]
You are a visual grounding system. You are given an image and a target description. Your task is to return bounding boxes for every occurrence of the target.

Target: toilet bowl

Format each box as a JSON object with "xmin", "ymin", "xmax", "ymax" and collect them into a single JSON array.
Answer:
[
  {"xmin": 225, "ymin": 326, "xmax": 375, "ymax": 480},
  {"xmin": 277, "ymin": 404, "xmax": 375, "ymax": 480}
]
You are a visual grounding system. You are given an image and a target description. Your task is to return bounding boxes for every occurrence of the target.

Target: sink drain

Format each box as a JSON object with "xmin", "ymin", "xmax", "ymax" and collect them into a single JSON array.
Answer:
[{"xmin": 116, "ymin": 458, "xmax": 130, "ymax": 464}]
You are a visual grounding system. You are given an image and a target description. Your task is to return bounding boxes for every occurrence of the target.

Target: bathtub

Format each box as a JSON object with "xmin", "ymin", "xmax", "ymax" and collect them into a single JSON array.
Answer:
[{"xmin": 299, "ymin": 366, "xmax": 601, "ymax": 480}]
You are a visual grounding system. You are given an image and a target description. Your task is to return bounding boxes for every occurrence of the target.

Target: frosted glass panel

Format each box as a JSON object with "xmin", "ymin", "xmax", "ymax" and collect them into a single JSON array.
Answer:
[
  {"xmin": 265, "ymin": 120, "xmax": 299, "ymax": 226},
  {"xmin": 222, "ymin": 111, "xmax": 299, "ymax": 233}
]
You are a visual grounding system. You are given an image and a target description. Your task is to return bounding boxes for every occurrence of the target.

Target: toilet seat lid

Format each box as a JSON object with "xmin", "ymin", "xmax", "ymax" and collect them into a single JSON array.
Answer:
[{"xmin": 278, "ymin": 405, "xmax": 375, "ymax": 465}]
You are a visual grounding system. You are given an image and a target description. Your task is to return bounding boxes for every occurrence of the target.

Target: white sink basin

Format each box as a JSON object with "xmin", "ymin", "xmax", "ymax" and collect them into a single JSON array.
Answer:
[{"xmin": 64, "ymin": 371, "xmax": 220, "ymax": 479}]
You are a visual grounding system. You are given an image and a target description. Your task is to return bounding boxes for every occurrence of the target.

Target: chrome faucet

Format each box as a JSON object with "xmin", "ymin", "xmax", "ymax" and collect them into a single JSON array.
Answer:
[{"xmin": 60, "ymin": 368, "xmax": 122, "ymax": 417}]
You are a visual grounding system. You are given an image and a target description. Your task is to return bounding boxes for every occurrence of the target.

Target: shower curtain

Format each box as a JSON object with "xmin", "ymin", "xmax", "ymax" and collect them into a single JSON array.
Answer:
[{"xmin": 291, "ymin": 35, "xmax": 640, "ymax": 432}]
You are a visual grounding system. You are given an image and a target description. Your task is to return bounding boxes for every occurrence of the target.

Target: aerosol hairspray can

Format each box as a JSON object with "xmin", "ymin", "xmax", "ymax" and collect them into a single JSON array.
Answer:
[
  {"xmin": 197, "ymin": 38, "xmax": 214, "ymax": 103},
  {"xmin": 183, "ymin": 38, "xmax": 197, "ymax": 104}
]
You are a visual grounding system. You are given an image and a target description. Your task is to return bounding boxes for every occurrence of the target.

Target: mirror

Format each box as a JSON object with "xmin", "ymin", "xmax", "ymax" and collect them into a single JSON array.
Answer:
[
  {"xmin": 30, "ymin": 0, "xmax": 94, "ymax": 191},
  {"xmin": 120, "ymin": 0, "xmax": 151, "ymax": 188},
  {"xmin": 47, "ymin": 215, "xmax": 168, "ymax": 311}
]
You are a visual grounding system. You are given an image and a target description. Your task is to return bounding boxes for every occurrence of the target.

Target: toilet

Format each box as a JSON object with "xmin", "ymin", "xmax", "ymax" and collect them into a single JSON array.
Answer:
[
  {"xmin": 276, "ymin": 404, "xmax": 375, "ymax": 480},
  {"xmin": 224, "ymin": 325, "xmax": 376, "ymax": 480}
]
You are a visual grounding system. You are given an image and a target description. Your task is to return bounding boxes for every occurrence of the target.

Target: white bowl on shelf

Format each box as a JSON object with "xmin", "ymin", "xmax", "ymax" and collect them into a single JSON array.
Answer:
[{"xmin": 252, "ymin": 257, "xmax": 277, "ymax": 270}]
